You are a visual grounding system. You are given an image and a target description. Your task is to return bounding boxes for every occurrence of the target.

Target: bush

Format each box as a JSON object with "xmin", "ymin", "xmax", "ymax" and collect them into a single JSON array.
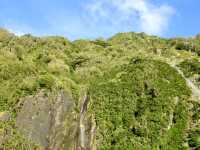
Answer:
[
  {"xmin": 93, "ymin": 38, "xmax": 111, "ymax": 48},
  {"xmin": 179, "ymin": 59, "xmax": 200, "ymax": 77},
  {"xmin": 89, "ymin": 59, "xmax": 191, "ymax": 149},
  {"xmin": 37, "ymin": 74, "xmax": 55, "ymax": 89},
  {"xmin": 188, "ymin": 129, "xmax": 200, "ymax": 149},
  {"xmin": 0, "ymin": 28, "xmax": 14, "ymax": 42}
]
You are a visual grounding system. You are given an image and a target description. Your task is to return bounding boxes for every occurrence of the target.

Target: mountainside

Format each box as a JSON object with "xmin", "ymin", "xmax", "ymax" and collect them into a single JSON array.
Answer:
[{"xmin": 0, "ymin": 28, "xmax": 200, "ymax": 150}]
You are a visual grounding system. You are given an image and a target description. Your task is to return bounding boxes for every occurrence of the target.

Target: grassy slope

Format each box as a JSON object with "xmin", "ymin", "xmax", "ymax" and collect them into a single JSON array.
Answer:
[{"xmin": 0, "ymin": 28, "xmax": 199, "ymax": 149}]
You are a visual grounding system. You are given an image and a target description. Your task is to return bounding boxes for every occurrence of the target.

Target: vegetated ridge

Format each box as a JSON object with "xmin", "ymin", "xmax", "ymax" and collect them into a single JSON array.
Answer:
[{"xmin": 0, "ymin": 28, "xmax": 200, "ymax": 150}]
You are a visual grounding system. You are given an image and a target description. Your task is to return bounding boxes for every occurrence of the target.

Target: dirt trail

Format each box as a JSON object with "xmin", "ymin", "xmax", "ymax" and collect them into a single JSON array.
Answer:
[{"xmin": 171, "ymin": 64, "xmax": 200, "ymax": 101}]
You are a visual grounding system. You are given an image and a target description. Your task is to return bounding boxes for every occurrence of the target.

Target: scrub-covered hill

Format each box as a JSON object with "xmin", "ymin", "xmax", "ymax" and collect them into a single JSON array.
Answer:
[{"xmin": 0, "ymin": 28, "xmax": 199, "ymax": 149}]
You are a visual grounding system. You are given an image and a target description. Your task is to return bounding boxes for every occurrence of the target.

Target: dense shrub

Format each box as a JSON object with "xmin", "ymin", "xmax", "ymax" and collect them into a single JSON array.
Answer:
[
  {"xmin": 37, "ymin": 74, "xmax": 55, "ymax": 89},
  {"xmin": 179, "ymin": 59, "xmax": 200, "ymax": 77},
  {"xmin": 89, "ymin": 59, "xmax": 191, "ymax": 149},
  {"xmin": 188, "ymin": 129, "xmax": 200, "ymax": 149}
]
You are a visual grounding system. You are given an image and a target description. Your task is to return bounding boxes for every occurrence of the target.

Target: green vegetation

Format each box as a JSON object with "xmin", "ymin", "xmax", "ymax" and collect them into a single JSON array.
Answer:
[
  {"xmin": 0, "ymin": 29, "xmax": 199, "ymax": 149},
  {"xmin": 179, "ymin": 59, "xmax": 200, "ymax": 77},
  {"xmin": 89, "ymin": 59, "xmax": 191, "ymax": 149},
  {"xmin": 188, "ymin": 101, "xmax": 200, "ymax": 149},
  {"xmin": 178, "ymin": 59, "xmax": 200, "ymax": 88},
  {"xmin": 170, "ymin": 37, "xmax": 200, "ymax": 56}
]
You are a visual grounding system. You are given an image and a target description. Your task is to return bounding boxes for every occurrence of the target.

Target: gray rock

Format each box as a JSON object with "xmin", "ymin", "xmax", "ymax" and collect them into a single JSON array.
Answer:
[
  {"xmin": 16, "ymin": 91, "xmax": 52, "ymax": 149},
  {"xmin": 0, "ymin": 111, "xmax": 10, "ymax": 122},
  {"xmin": 16, "ymin": 90, "xmax": 75, "ymax": 150},
  {"xmin": 48, "ymin": 91, "xmax": 75, "ymax": 150}
]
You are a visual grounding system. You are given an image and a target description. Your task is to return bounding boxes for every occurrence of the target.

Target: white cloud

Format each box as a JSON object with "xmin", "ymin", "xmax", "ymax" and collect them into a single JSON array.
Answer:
[
  {"xmin": 85, "ymin": 0, "xmax": 175, "ymax": 36},
  {"xmin": 2, "ymin": 21, "xmax": 36, "ymax": 37},
  {"xmin": 7, "ymin": 28, "xmax": 25, "ymax": 36}
]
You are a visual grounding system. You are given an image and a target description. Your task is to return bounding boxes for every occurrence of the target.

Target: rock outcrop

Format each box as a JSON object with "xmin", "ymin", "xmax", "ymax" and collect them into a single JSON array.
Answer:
[{"xmin": 16, "ymin": 90, "xmax": 76, "ymax": 150}]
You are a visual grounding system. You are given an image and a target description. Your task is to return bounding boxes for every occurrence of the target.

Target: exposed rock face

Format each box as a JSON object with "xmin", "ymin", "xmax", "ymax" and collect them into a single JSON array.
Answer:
[
  {"xmin": 75, "ymin": 92, "xmax": 96, "ymax": 150},
  {"xmin": 16, "ymin": 90, "xmax": 75, "ymax": 150},
  {"xmin": 16, "ymin": 91, "xmax": 52, "ymax": 149},
  {"xmin": 48, "ymin": 91, "xmax": 76, "ymax": 150}
]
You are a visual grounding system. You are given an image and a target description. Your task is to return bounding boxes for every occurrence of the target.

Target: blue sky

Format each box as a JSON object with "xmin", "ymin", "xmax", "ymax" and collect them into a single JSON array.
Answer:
[{"xmin": 0, "ymin": 0, "xmax": 199, "ymax": 40}]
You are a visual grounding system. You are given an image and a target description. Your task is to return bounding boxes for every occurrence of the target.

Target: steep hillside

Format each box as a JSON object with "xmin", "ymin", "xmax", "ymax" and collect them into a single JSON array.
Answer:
[{"xmin": 0, "ymin": 28, "xmax": 199, "ymax": 149}]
